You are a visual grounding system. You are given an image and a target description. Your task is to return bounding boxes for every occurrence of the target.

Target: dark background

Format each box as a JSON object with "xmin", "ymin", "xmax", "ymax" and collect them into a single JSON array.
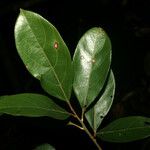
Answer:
[{"xmin": 0, "ymin": 0, "xmax": 150, "ymax": 149}]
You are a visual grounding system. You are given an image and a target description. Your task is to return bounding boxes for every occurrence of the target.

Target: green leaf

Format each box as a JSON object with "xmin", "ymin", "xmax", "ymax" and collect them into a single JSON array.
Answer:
[
  {"xmin": 34, "ymin": 143, "xmax": 55, "ymax": 150},
  {"xmin": 0, "ymin": 93, "xmax": 70, "ymax": 120},
  {"xmin": 97, "ymin": 116, "xmax": 150, "ymax": 142},
  {"xmin": 15, "ymin": 9, "xmax": 72, "ymax": 101},
  {"xmin": 85, "ymin": 70, "xmax": 115, "ymax": 132},
  {"xmin": 73, "ymin": 27, "xmax": 111, "ymax": 107}
]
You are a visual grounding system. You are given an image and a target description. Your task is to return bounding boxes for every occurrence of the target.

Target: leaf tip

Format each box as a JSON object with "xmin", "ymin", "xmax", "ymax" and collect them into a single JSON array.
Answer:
[
  {"xmin": 19, "ymin": 8, "xmax": 27, "ymax": 15},
  {"xmin": 20, "ymin": 8, "xmax": 24, "ymax": 13}
]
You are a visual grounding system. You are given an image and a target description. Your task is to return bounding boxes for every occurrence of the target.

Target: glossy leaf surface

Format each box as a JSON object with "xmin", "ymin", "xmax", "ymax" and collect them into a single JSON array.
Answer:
[
  {"xmin": 97, "ymin": 116, "xmax": 150, "ymax": 142},
  {"xmin": 0, "ymin": 93, "xmax": 70, "ymax": 120},
  {"xmin": 73, "ymin": 27, "xmax": 111, "ymax": 107},
  {"xmin": 34, "ymin": 143, "xmax": 55, "ymax": 150},
  {"xmin": 85, "ymin": 70, "xmax": 115, "ymax": 132},
  {"xmin": 15, "ymin": 9, "xmax": 72, "ymax": 101}
]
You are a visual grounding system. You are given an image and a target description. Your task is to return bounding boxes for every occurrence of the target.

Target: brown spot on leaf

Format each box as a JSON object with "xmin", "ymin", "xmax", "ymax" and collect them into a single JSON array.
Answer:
[{"xmin": 54, "ymin": 42, "xmax": 58, "ymax": 49}]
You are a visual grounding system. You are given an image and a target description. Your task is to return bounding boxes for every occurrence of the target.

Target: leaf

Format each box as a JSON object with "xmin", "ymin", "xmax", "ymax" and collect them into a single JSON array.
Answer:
[
  {"xmin": 0, "ymin": 93, "xmax": 70, "ymax": 120},
  {"xmin": 33, "ymin": 143, "xmax": 55, "ymax": 150},
  {"xmin": 15, "ymin": 9, "xmax": 72, "ymax": 101},
  {"xmin": 85, "ymin": 70, "xmax": 115, "ymax": 132},
  {"xmin": 73, "ymin": 27, "xmax": 111, "ymax": 107},
  {"xmin": 97, "ymin": 116, "xmax": 150, "ymax": 142}
]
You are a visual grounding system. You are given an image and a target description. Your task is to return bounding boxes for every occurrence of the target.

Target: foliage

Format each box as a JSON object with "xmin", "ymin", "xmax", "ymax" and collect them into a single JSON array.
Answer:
[
  {"xmin": 0, "ymin": 9, "xmax": 149, "ymax": 150},
  {"xmin": 34, "ymin": 143, "xmax": 55, "ymax": 150}
]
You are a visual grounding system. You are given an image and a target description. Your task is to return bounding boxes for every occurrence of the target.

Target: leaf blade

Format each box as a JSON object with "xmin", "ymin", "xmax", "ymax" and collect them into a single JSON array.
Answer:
[
  {"xmin": 73, "ymin": 27, "xmax": 111, "ymax": 107},
  {"xmin": 15, "ymin": 9, "xmax": 72, "ymax": 101},
  {"xmin": 85, "ymin": 70, "xmax": 115, "ymax": 132},
  {"xmin": 34, "ymin": 143, "xmax": 55, "ymax": 150},
  {"xmin": 0, "ymin": 93, "xmax": 70, "ymax": 120},
  {"xmin": 97, "ymin": 116, "xmax": 150, "ymax": 142}
]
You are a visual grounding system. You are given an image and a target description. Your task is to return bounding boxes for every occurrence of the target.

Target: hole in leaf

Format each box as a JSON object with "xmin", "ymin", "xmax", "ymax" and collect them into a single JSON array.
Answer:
[{"xmin": 100, "ymin": 116, "xmax": 104, "ymax": 119}]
